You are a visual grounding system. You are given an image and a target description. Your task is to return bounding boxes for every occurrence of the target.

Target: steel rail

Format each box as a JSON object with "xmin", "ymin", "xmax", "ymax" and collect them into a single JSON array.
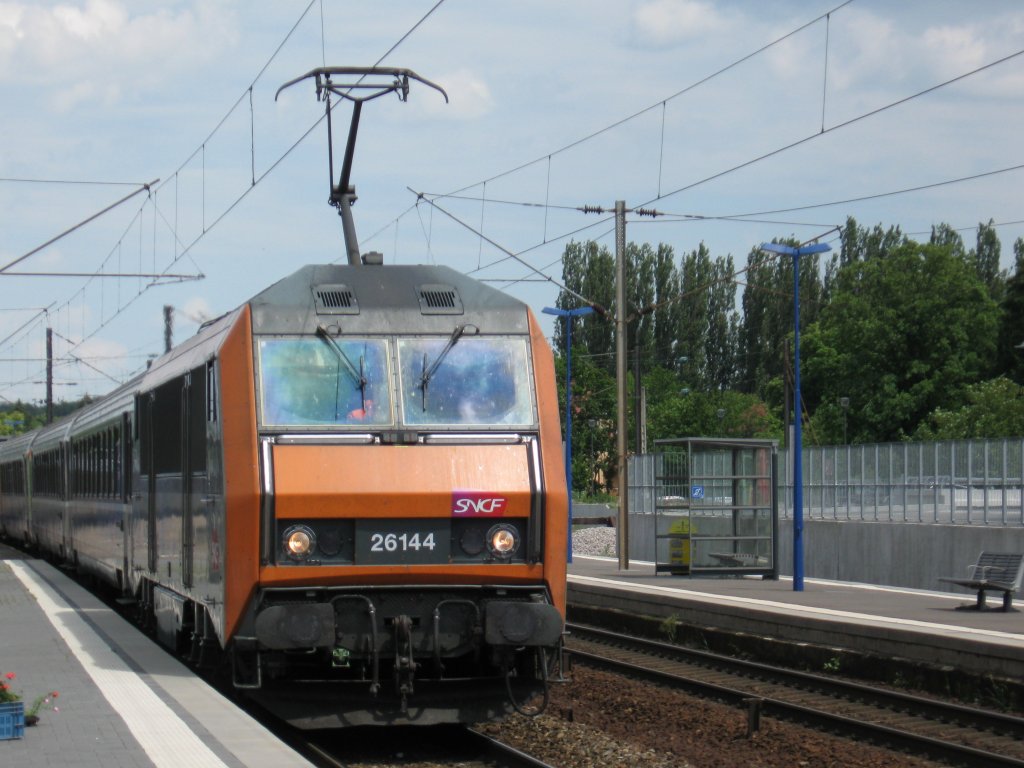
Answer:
[{"xmin": 567, "ymin": 622, "xmax": 1024, "ymax": 768}]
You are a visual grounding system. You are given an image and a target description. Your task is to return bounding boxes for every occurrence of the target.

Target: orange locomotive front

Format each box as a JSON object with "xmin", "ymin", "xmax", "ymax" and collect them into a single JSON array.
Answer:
[
  {"xmin": 0, "ymin": 261, "xmax": 567, "ymax": 727},
  {"xmin": 213, "ymin": 263, "xmax": 568, "ymax": 726}
]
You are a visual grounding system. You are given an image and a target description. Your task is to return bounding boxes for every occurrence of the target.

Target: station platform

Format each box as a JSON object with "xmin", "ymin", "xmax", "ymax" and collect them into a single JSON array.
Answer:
[
  {"xmin": 0, "ymin": 543, "xmax": 314, "ymax": 767},
  {"xmin": 567, "ymin": 555, "xmax": 1024, "ymax": 682}
]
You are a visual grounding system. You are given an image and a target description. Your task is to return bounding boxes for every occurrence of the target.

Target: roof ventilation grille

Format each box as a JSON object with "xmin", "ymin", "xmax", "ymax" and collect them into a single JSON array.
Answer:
[
  {"xmin": 313, "ymin": 284, "xmax": 359, "ymax": 315},
  {"xmin": 417, "ymin": 284, "xmax": 464, "ymax": 315}
]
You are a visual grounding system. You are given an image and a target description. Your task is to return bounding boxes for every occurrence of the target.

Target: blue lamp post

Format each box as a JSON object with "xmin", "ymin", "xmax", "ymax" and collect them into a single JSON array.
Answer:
[
  {"xmin": 543, "ymin": 305, "xmax": 596, "ymax": 563},
  {"xmin": 759, "ymin": 241, "xmax": 831, "ymax": 591}
]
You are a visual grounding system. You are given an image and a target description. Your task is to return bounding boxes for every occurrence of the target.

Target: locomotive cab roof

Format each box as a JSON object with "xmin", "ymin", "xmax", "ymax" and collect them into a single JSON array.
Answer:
[{"xmin": 249, "ymin": 264, "xmax": 531, "ymax": 336}]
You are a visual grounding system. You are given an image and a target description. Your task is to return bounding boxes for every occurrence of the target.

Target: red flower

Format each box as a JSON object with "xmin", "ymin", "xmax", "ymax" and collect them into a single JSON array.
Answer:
[
  {"xmin": 4, "ymin": 672, "xmax": 15, "ymax": 680},
  {"xmin": 51, "ymin": 691, "xmax": 59, "ymax": 699}
]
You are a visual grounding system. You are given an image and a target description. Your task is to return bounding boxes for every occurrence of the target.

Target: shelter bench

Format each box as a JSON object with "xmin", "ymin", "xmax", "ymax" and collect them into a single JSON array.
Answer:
[
  {"xmin": 938, "ymin": 551, "xmax": 1024, "ymax": 611},
  {"xmin": 709, "ymin": 552, "xmax": 768, "ymax": 567}
]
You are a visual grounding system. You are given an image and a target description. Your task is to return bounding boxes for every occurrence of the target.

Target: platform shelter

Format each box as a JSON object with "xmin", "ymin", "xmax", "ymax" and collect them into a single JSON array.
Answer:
[{"xmin": 653, "ymin": 437, "xmax": 779, "ymax": 578}]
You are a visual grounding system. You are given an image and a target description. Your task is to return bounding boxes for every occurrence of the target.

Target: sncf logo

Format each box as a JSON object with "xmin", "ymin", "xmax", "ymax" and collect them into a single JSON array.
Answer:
[{"xmin": 452, "ymin": 491, "xmax": 507, "ymax": 516}]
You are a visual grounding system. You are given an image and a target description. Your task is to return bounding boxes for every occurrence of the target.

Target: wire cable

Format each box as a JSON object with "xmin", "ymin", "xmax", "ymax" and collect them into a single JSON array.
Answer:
[
  {"xmin": 0, "ymin": 181, "xmax": 157, "ymax": 274},
  {"xmin": 641, "ymin": 47, "xmax": 1024, "ymax": 209},
  {"xmin": 439, "ymin": 1, "xmax": 855, "ymax": 198}
]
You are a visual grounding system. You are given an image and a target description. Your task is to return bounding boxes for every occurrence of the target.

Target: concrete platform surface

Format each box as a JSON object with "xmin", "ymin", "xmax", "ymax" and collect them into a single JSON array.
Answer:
[
  {"xmin": 568, "ymin": 554, "xmax": 1024, "ymax": 680},
  {"xmin": 0, "ymin": 545, "xmax": 314, "ymax": 767}
]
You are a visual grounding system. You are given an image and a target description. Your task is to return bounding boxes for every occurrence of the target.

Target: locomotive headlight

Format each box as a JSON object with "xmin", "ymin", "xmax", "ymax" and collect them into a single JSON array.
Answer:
[
  {"xmin": 283, "ymin": 525, "xmax": 316, "ymax": 560},
  {"xmin": 487, "ymin": 524, "xmax": 519, "ymax": 559}
]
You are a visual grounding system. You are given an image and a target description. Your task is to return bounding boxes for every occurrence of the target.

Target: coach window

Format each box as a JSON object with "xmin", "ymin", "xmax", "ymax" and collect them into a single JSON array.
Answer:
[
  {"xmin": 101, "ymin": 431, "xmax": 109, "ymax": 497},
  {"xmin": 112, "ymin": 428, "xmax": 118, "ymax": 497},
  {"xmin": 397, "ymin": 336, "xmax": 535, "ymax": 427},
  {"xmin": 189, "ymin": 365, "xmax": 208, "ymax": 473},
  {"xmin": 76, "ymin": 439, "xmax": 84, "ymax": 496},
  {"xmin": 92, "ymin": 434, "xmax": 98, "ymax": 496},
  {"xmin": 91, "ymin": 435, "xmax": 98, "ymax": 496},
  {"xmin": 152, "ymin": 378, "xmax": 183, "ymax": 474},
  {"xmin": 206, "ymin": 360, "xmax": 218, "ymax": 423},
  {"xmin": 104, "ymin": 428, "xmax": 113, "ymax": 498},
  {"xmin": 32, "ymin": 452, "xmax": 50, "ymax": 496},
  {"xmin": 258, "ymin": 337, "xmax": 393, "ymax": 428},
  {"xmin": 86, "ymin": 435, "xmax": 93, "ymax": 496},
  {"xmin": 70, "ymin": 441, "xmax": 77, "ymax": 495}
]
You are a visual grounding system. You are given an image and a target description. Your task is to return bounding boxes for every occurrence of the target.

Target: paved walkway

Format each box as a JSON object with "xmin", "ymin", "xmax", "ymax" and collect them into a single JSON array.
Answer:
[
  {"xmin": 0, "ymin": 546, "xmax": 314, "ymax": 767},
  {"xmin": 568, "ymin": 554, "xmax": 1024, "ymax": 680}
]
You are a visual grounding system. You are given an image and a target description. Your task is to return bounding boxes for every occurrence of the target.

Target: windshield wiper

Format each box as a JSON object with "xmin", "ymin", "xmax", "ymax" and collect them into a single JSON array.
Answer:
[
  {"xmin": 316, "ymin": 325, "xmax": 367, "ymax": 412},
  {"xmin": 419, "ymin": 323, "xmax": 477, "ymax": 411}
]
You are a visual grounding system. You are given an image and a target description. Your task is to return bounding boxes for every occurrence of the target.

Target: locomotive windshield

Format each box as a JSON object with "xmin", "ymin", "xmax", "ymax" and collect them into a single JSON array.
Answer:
[
  {"xmin": 257, "ymin": 336, "xmax": 535, "ymax": 429},
  {"xmin": 259, "ymin": 337, "xmax": 392, "ymax": 427},
  {"xmin": 398, "ymin": 337, "xmax": 534, "ymax": 427}
]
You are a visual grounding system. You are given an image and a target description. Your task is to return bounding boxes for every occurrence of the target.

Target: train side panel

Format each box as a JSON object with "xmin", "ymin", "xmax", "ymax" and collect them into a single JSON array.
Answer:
[
  {"xmin": 119, "ymin": 309, "xmax": 239, "ymax": 648},
  {"xmin": 529, "ymin": 311, "xmax": 569, "ymax": 615},
  {"xmin": 27, "ymin": 423, "xmax": 67, "ymax": 559},
  {"xmin": 67, "ymin": 403, "xmax": 133, "ymax": 587},
  {"xmin": 0, "ymin": 432, "xmax": 35, "ymax": 544},
  {"xmin": 218, "ymin": 304, "xmax": 261, "ymax": 643}
]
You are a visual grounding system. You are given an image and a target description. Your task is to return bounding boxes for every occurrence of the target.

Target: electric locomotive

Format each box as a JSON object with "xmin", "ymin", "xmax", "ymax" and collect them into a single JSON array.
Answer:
[{"xmin": 0, "ymin": 66, "xmax": 570, "ymax": 727}]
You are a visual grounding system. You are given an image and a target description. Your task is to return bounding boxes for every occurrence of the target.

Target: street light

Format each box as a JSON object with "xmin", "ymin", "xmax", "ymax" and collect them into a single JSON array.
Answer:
[
  {"xmin": 543, "ymin": 305, "xmax": 597, "ymax": 563},
  {"xmin": 760, "ymin": 240, "xmax": 832, "ymax": 592},
  {"xmin": 839, "ymin": 396, "xmax": 850, "ymax": 445}
]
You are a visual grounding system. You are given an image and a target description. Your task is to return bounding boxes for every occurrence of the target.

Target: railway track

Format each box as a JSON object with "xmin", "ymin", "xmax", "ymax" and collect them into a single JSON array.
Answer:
[
  {"xmin": 566, "ymin": 622, "xmax": 1024, "ymax": 768},
  {"xmin": 294, "ymin": 724, "xmax": 558, "ymax": 768}
]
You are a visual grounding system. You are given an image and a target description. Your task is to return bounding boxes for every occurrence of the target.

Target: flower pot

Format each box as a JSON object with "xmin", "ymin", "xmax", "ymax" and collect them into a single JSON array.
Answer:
[
  {"xmin": 0, "ymin": 701, "xmax": 25, "ymax": 740},
  {"xmin": 25, "ymin": 714, "xmax": 39, "ymax": 727}
]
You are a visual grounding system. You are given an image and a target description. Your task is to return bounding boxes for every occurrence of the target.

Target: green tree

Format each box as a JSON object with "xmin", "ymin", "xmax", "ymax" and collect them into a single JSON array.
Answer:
[
  {"xmin": 646, "ymin": 383, "xmax": 780, "ymax": 443},
  {"xmin": 914, "ymin": 377, "xmax": 1024, "ymax": 439},
  {"xmin": 0, "ymin": 408, "xmax": 30, "ymax": 436},
  {"xmin": 705, "ymin": 253, "xmax": 739, "ymax": 390},
  {"xmin": 996, "ymin": 237, "xmax": 1024, "ymax": 384},
  {"xmin": 627, "ymin": 241, "xmax": 657, "ymax": 383},
  {"xmin": 651, "ymin": 243, "xmax": 682, "ymax": 371},
  {"xmin": 555, "ymin": 240, "xmax": 614, "ymax": 371},
  {"xmin": 739, "ymin": 237, "xmax": 825, "ymax": 402},
  {"xmin": 803, "ymin": 240, "xmax": 999, "ymax": 442},
  {"xmin": 552, "ymin": 352, "xmax": 618, "ymax": 494},
  {"xmin": 677, "ymin": 243, "xmax": 714, "ymax": 390},
  {"xmin": 971, "ymin": 219, "xmax": 1005, "ymax": 303},
  {"xmin": 929, "ymin": 222, "xmax": 966, "ymax": 259}
]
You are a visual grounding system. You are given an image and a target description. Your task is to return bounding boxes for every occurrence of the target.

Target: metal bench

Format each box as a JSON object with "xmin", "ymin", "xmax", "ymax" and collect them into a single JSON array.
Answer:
[
  {"xmin": 939, "ymin": 551, "xmax": 1024, "ymax": 611},
  {"xmin": 709, "ymin": 552, "xmax": 768, "ymax": 567}
]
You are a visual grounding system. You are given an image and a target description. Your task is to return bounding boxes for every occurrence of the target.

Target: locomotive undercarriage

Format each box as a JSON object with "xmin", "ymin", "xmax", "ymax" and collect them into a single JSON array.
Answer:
[{"xmin": 236, "ymin": 584, "xmax": 564, "ymax": 727}]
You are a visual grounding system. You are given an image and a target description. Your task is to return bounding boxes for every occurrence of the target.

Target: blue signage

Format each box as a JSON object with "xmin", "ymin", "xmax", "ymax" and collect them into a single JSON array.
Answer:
[{"xmin": 691, "ymin": 485, "xmax": 704, "ymax": 499}]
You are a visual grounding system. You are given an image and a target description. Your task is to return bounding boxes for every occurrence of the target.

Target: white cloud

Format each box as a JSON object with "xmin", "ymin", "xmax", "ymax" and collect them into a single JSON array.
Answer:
[
  {"xmin": 633, "ymin": 0, "xmax": 734, "ymax": 46},
  {"xmin": 922, "ymin": 25, "xmax": 986, "ymax": 76},
  {"xmin": 75, "ymin": 334, "xmax": 127, "ymax": 362},
  {"xmin": 823, "ymin": 6, "xmax": 1024, "ymax": 100},
  {"xmin": 420, "ymin": 68, "xmax": 493, "ymax": 120},
  {"xmin": 0, "ymin": 1, "xmax": 238, "ymax": 109}
]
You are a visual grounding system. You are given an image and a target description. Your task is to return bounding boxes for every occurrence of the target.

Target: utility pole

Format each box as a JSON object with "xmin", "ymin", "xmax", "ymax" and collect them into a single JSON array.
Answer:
[
  {"xmin": 615, "ymin": 200, "xmax": 629, "ymax": 570},
  {"xmin": 163, "ymin": 305, "xmax": 173, "ymax": 353},
  {"xmin": 579, "ymin": 200, "xmax": 660, "ymax": 570},
  {"xmin": 46, "ymin": 326, "xmax": 53, "ymax": 424}
]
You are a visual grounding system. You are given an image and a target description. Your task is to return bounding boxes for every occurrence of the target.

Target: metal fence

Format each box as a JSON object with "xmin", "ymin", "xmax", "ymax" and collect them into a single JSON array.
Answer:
[{"xmin": 631, "ymin": 437, "xmax": 1024, "ymax": 526}]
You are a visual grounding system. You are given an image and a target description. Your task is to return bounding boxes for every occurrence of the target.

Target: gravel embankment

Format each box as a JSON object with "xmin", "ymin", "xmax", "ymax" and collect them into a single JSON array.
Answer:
[{"xmin": 571, "ymin": 525, "xmax": 617, "ymax": 557}]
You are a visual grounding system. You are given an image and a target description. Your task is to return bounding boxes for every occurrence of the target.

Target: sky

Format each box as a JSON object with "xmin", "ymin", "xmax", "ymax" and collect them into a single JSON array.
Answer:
[{"xmin": 2, "ymin": 0, "xmax": 1023, "ymax": 406}]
